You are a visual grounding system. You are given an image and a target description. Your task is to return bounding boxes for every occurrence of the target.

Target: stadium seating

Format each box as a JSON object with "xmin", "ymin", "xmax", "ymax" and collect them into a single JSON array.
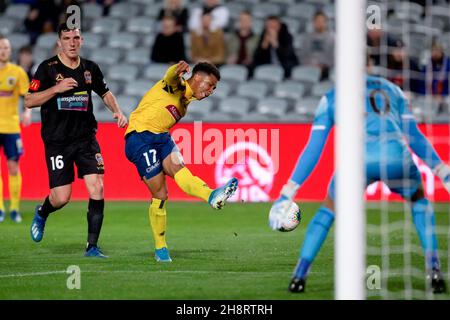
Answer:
[
  {"xmin": 81, "ymin": 3, "xmax": 103, "ymax": 20},
  {"xmin": 108, "ymin": 64, "xmax": 139, "ymax": 82},
  {"xmin": 1, "ymin": 0, "xmax": 448, "ymax": 124},
  {"xmin": 5, "ymin": 4, "xmax": 29, "ymax": 20},
  {"xmin": 219, "ymin": 65, "xmax": 248, "ymax": 82},
  {"xmin": 218, "ymin": 97, "xmax": 252, "ymax": 118},
  {"xmin": 126, "ymin": 17, "xmax": 156, "ymax": 34},
  {"xmin": 107, "ymin": 33, "xmax": 139, "ymax": 50},
  {"xmin": 81, "ymin": 33, "xmax": 104, "ymax": 50},
  {"xmin": 124, "ymin": 79, "xmax": 153, "ymax": 97},
  {"xmin": 91, "ymin": 17, "xmax": 122, "ymax": 34},
  {"xmin": 254, "ymin": 64, "xmax": 285, "ymax": 84},
  {"xmin": 143, "ymin": 63, "xmax": 170, "ymax": 81},
  {"xmin": 8, "ymin": 34, "xmax": 29, "ymax": 51},
  {"xmin": 274, "ymin": 81, "xmax": 305, "ymax": 101},
  {"xmin": 0, "ymin": 17, "xmax": 18, "ymax": 35},
  {"xmin": 256, "ymin": 97, "xmax": 290, "ymax": 119},
  {"xmin": 90, "ymin": 48, "xmax": 122, "ymax": 66},
  {"xmin": 36, "ymin": 33, "xmax": 57, "ymax": 50},
  {"xmin": 236, "ymin": 80, "xmax": 269, "ymax": 104}
]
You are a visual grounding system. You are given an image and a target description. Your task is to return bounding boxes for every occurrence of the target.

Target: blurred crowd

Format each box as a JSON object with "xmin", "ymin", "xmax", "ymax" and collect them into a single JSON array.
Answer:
[{"xmin": 2, "ymin": 0, "xmax": 450, "ymax": 119}]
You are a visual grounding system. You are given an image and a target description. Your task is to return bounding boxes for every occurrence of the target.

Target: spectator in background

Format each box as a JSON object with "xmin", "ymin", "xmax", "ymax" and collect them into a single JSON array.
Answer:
[
  {"xmin": 24, "ymin": 0, "xmax": 59, "ymax": 45},
  {"xmin": 11, "ymin": 0, "xmax": 37, "ymax": 3},
  {"xmin": 367, "ymin": 28, "xmax": 383, "ymax": 66},
  {"xmin": 188, "ymin": 0, "xmax": 229, "ymax": 33},
  {"xmin": 367, "ymin": 28, "xmax": 400, "ymax": 67},
  {"xmin": 151, "ymin": 15, "xmax": 186, "ymax": 64},
  {"xmin": 0, "ymin": 0, "xmax": 7, "ymax": 13},
  {"xmin": 418, "ymin": 41, "xmax": 450, "ymax": 97},
  {"xmin": 300, "ymin": 11, "xmax": 334, "ymax": 81},
  {"xmin": 157, "ymin": 0, "xmax": 188, "ymax": 33},
  {"xmin": 190, "ymin": 12, "xmax": 226, "ymax": 66},
  {"xmin": 226, "ymin": 10, "xmax": 259, "ymax": 68},
  {"xmin": 251, "ymin": 15, "xmax": 298, "ymax": 79},
  {"xmin": 386, "ymin": 38, "xmax": 421, "ymax": 94},
  {"xmin": 17, "ymin": 45, "xmax": 35, "ymax": 79}
]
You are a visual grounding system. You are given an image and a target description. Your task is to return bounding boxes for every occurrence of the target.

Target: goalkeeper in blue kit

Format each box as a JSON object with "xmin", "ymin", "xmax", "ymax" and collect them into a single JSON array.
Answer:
[{"xmin": 269, "ymin": 75, "xmax": 450, "ymax": 294}]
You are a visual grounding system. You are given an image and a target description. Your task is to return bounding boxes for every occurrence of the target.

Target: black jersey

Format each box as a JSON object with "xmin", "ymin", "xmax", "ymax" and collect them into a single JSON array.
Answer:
[{"xmin": 29, "ymin": 55, "xmax": 109, "ymax": 145}]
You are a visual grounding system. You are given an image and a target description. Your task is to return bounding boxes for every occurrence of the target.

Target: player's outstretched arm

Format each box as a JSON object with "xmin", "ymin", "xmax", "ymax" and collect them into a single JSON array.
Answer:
[
  {"xmin": 25, "ymin": 78, "xmax": 78, "ymax": 109},
  {"xmin": 277, "ymin": 96, "xmax": 333, "ymax": 203},
  {"xmin": 102, "ymin": 91, "xmax": 128, "ymax": 128},
  {"xmin": 269, "ymin": 95, "xmax": 333, "ymax": 230},
  {"xmin": 401, "ymin": 115, "xmax": 450, "ymax": 193},
  {"xmin": 164, "ymin": 61, "xmax": 190, "ymax": 87}
]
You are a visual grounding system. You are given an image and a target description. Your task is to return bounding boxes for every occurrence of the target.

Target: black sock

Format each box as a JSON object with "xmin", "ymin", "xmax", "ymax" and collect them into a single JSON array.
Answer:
[
  {"xmin": 38, "ymin": 196, "xmax": 61, "ymax": 219},
  {"xmin": 87, "ymin": 199, "xmax": 105, "ymax": 250}
]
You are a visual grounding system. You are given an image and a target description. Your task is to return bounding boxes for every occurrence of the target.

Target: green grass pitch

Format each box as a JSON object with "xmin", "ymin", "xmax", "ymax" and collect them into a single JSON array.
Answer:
[{"xmin": 0, "ymin": 201, "xmax": 449, "ymax": 300}]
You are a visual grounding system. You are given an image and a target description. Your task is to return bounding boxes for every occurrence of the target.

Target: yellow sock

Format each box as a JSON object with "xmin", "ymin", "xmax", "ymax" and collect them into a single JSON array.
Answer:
[
  {"xmin": 149, "ymin": 198, "xmax": 168, "ymax": 250},
  {"xmin": 0, "ymin": 174, "xmax": 5, "ymax": 212},
  {"xmin": 174, "ymin": 167, "xmax": 213, "ymax": 202},
  {"xmin": 9, "ymin": 172, "xmax": 22, "ymax": 211}
]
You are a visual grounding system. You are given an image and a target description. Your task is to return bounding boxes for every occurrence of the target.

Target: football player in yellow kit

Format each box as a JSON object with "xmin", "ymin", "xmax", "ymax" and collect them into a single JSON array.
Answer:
[
  {"xmin": 125, "ymin": 61, "xmax": 238, "ymax": 262},
  {"xmin": 0, "ymin": 34, "xmax": 31, "ymax": 223}
]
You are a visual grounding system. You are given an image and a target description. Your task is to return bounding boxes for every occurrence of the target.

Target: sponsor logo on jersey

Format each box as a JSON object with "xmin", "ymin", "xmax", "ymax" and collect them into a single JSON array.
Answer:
[
  {"xmin": 84, "ymin": 71, "xmax": 92, "ymax": 84},
  {"xmin": 48, "ymin": 60, "xmax": 58, "ymax": 66},
  {"xmin": 146, "ymin": 160, "xmax": 161, "ymax": 173},
  {"xmin": 165, "ymin": 105, "xmax": 182, "ymax": 122},
  {"xmin": 0, "ymin": 91, "xmax": 13, "ymax": 97},
  {"xmin": 56, "ymin": 73, "xmax": 64, "ymax": 82},
  {"xmin": 57, "ymin": 91, "xmax": 89, "ymax": 111},
  {"xmin": 29, "ymin": 79, "xmax": 40, "ymax": 91}
]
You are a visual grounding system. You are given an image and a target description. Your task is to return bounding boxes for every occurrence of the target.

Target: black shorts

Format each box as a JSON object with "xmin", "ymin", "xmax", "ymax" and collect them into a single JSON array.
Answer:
[{"xmin": 44, "ymin": 137, "xmax": 105, "ymax": 189}]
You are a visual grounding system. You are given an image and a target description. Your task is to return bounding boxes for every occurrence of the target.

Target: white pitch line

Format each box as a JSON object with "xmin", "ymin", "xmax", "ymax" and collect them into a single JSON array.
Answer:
[
  {"xmin": 0, "ymin": 270, "xmax": 326, "ymax": 278},
  {"xmin": 0, "ymin": 271, "xmax": 67, "ymax": 278}
]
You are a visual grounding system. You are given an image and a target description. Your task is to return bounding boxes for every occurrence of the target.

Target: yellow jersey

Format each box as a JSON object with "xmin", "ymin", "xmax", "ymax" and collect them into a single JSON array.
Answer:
[
  {"xmin": 125, "ymin": 64, "xmax": 196, "ymax": 135},
  {"xmin": 0, "ymin": 63, "xmax": 30, "ymax": 134}
]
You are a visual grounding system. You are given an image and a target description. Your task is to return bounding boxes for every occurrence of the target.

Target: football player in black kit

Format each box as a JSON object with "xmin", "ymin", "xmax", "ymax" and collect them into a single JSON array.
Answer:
[{"xmin": 25, "ymin": 23, "xmax": 128, "ymax": 258}]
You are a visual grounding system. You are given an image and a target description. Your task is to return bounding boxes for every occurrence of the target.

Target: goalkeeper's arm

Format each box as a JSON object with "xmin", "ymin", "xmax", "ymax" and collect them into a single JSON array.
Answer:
[
  {"xmin": 402, "ymin": 115, "xmax": 450, "ymax": 192},
  {"xmin": 279, "ymin": 125, "xmax": 331, "ymax": 201}
]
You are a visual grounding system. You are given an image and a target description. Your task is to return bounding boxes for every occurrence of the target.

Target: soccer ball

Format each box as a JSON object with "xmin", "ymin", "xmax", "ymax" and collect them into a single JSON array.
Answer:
[{"xmin": 269, "ymin": 201, "xmax": 302, "ymax": 232}]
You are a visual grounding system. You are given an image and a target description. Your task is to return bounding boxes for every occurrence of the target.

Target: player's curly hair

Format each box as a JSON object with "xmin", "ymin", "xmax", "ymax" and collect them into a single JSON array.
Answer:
[{"xmin": 192, "ymin": 62, "xmax": 221, "ymax": 81}]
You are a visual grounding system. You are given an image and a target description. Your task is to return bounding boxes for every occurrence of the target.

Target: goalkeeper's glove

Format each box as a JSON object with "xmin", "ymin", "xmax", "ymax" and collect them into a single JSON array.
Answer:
[
  {"xmin": 268, "ymin": 180, "xmax": 300, "ymax": 230},
  {"xmin": 434, "ymin": 163, "xmax": 450, "ymax": 193}
]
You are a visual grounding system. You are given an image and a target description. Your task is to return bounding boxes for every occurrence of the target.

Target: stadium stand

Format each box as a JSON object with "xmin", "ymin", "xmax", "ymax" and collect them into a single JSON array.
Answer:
[{"xmin": 1, "ymin": 0, "xmax": 449, "ymax": 124}]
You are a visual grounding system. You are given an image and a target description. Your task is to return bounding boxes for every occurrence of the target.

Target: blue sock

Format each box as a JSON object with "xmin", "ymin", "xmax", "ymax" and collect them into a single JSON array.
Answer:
[
  {"xmin": 293, "ymin": 206, "xmax": 335, "ymax": 279},
  {"xmin": 411, "ymin": 198, "xmax": 440, "ymax": 270}
]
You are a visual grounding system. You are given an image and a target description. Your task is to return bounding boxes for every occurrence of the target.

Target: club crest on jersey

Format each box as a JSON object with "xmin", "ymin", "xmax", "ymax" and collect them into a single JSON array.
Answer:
[
  {"xmin": 7, "ymin": 77, "xmax": 16, "ymax": 86},
  {"xmin": 84, "ymin": 71, "xmax": 92, "ymax": 84},
  {"xmin": 95, "ymin": 153, "xmax": 104, "ymax": 170},
  {"xmin": 56, "ymin": 73, "xmax": 64, "ymax": 82}
]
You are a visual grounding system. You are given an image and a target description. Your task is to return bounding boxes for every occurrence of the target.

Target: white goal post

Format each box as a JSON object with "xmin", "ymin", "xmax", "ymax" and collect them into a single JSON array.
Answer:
[{"xmin": 335, "ymin": 0, "xmax": 367, "ymax": 300}]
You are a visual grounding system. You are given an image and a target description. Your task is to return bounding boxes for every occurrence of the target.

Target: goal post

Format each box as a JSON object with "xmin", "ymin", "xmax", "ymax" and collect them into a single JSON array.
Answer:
[{"xmin": 335, "ymin": 0, "xmax": 367, "ymax": 300}]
